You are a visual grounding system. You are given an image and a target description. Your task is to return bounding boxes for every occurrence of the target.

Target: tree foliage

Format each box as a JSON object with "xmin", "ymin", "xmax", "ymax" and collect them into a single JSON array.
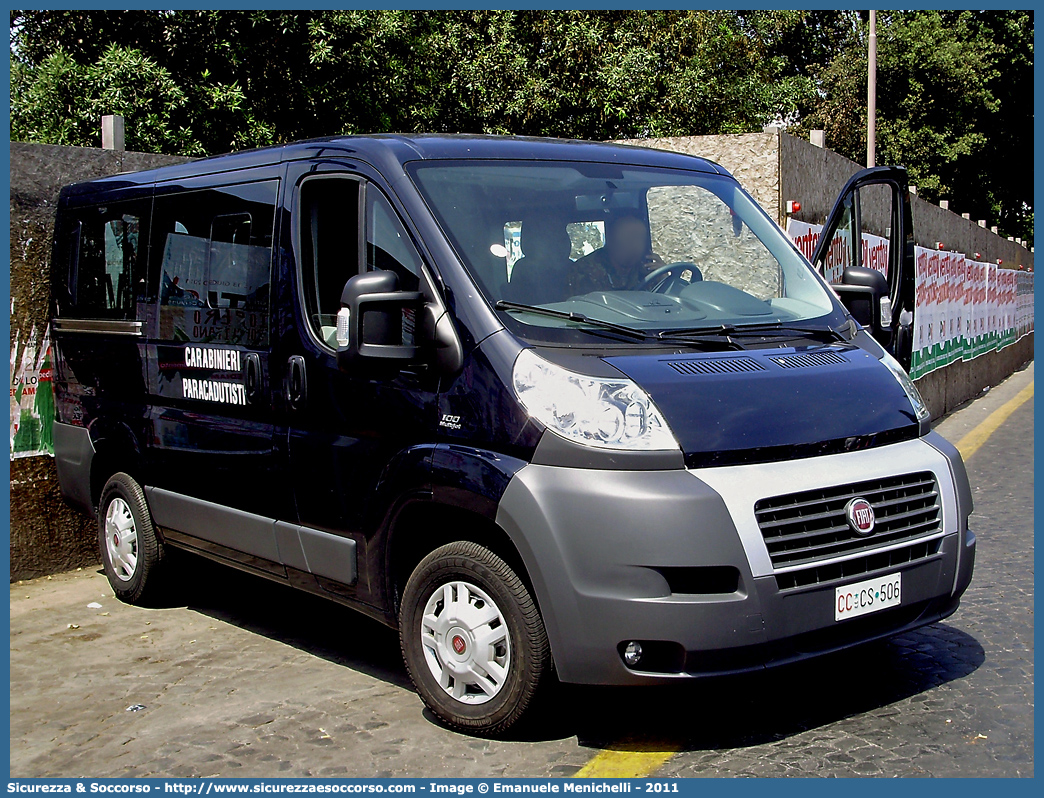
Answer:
[
  {"xmin": 9, "ymin": 10, "xmax": 818, "ymax": 146},
  {"xmin": 792, "ymin": 10, "xmax": 1033, "ymax": 243},
  {"xmin": 9, "ymin": 9, "xmax": 1032, "ymax": 241}
]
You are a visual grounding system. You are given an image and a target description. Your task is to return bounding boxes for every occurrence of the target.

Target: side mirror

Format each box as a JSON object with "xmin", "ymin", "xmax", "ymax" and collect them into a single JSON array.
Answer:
[
  {"xmin": 336, "ymin": 270, "xmax": 425, "ymax": 371},
  {"xmin": 833, "ymin": 266, "xmax": 891, "ymax": 343}
]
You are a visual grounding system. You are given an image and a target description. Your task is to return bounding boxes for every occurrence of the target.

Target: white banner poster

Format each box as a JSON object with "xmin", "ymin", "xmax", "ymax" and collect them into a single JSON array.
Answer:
[
  {"xmin": 939, "ymin": 251, "xmax": 953, "ymax": 365},
  {"xmin": 947, "ymin": 252, "xmax": 967, "ymax": 365},
  {"xmin": 964, "ymin": 260, "xmax": 991, "ymax": 359},
  {"xmin": 911, "ymin": 246, "xmax": 935, "ymax": 378},
  {"xmin": 791, "ymin": 226, "xmax": 1031, "ymax": 379},
  {"xmin": 986, "ymin": 262, "xmax": 999, "ymax": 351},
  {"xmin": 786, "ymin": 220, "xmax": 889, "ymax": 280},
  {"xmin": 998, "ymin": 267, "xmax": 1018, "ymax": 349},
  {"xmin": 822, "ymin": 226, "xmax": 852, "ymax": 284},
  {"xmin": 1015, "ymin": 270, "xmax": 1035, "ymax": 340},
  {"xmin": 861, "ymin": 232, "xmax": 889, "ymax": 278},
  {"xmin": 787, "ymin": 219, "xmax": 822, "ymax": 262}
]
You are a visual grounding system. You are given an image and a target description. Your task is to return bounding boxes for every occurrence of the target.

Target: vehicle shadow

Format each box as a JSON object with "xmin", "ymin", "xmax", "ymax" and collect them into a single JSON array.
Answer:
[
  {"xmin": 135, "ymin": 552, "xmax": 986, "ymax": 751},
  {"xmin": 136, "ymin": 552, "xmax": 414, "ymax": 692},
  {"xmin": 529, "ymin": 623, "xmax": 986, "ymax": 751}
]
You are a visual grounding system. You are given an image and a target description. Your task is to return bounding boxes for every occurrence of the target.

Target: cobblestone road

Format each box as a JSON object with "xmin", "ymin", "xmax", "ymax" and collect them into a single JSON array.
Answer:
[{"xmin": 9, "ymin": 365, "xmax": 1033, "ymax": 778}]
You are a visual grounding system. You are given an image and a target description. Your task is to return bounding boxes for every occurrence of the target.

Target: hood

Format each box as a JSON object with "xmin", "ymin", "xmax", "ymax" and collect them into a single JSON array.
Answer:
[{"xmin": 604, "ymin": 344, "xmax": 921, "ymax": 467}]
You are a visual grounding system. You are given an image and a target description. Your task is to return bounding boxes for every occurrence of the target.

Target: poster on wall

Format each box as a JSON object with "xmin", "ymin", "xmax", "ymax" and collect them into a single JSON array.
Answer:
[
  {"xmin": 963, "ymin": 260, "xmax": 991, "ymax": 360},
  {"xmin": 987, "ymin": 262, "xmax": 999, "ymax": 352},
  {"xmin": 999, "ymin": 267, "xmax": 1019, "ymax": 350},
  {"xmin": 911, "ymin": 246, "xmax": 942, "ymax": 379},
  {"xmin": 946, "ymin": 252, "xmax": 967, "ymax": 366},
  {"xmin": 786, "ymin": 219, "xmax": 889, "ymax": 280},
  {"xmin": 789, "ymin": 214, "xmax": 1035, "ymax": 380},
  {"xmin": 1015, "ymin": 270, "xmax": 1035, "ymax": 341},
  {"xmin": 786, "ymin": 219, "xmax": 822, "ymax": 262},
  {"xmin": 10, "ymin": 326, "xmax": 55, "ymax": 459},
  {"xmin": 861, "ymin": 232, "xmax": 889, "ymax": 277}
]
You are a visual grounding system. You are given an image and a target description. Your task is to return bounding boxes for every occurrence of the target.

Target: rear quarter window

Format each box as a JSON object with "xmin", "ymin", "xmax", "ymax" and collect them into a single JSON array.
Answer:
[{"xmin": 57, "ymin": 199, "xmax": 149, "ymax": 320}]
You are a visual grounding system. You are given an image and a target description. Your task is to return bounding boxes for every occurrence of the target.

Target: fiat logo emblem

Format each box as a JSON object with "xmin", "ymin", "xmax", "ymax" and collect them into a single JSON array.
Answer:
[
  {"xmin": 451, "ymin": 635, "xmax": 467, "ymax": 655},
  {"xmin": 845, "ymin": 498, "xmax": 876, "ymax": 536}
]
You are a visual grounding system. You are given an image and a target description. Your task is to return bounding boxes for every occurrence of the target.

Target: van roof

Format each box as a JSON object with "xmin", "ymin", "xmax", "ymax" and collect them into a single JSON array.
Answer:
[{"xmin": 59, "ymin": 134, "xmax": 730, "ymax": 201}]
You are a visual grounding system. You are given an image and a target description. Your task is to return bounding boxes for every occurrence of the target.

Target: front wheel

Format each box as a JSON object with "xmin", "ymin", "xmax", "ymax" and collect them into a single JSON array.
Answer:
[{"xmin": 399, "ymin": 541, "xmax": 551, "ymax": 736}]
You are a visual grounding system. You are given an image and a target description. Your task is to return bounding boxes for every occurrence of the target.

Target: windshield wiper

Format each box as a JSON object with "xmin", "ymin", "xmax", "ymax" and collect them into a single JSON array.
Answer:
[
  {"xmin": 495, "ymin": 300, "xmax": 647, "ymax": 340},
  {"xmin": 495, "ymin": 300, "xmax": 744, "ymax": 350},
  {"xmin": 659, "ymin": 321, "xmax": 852, "ymax": 344}
]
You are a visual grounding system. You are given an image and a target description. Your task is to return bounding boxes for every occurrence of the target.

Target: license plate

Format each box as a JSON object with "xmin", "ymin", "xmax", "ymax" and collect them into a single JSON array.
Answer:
[{"xmin": 835, "ymin": 572, "xmax": 901, "ymax": 621}]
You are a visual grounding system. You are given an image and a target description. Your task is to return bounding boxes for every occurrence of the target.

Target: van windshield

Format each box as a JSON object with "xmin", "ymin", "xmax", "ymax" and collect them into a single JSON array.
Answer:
[{"xmin": 407, "ymin": 160, "xmax": 839, "ymax": 344}]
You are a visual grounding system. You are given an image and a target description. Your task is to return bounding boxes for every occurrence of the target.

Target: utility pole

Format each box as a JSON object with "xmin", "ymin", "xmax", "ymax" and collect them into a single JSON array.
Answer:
[{"xmin": 867, "ymin": 10, "xmax": 877, "ymax": 168}]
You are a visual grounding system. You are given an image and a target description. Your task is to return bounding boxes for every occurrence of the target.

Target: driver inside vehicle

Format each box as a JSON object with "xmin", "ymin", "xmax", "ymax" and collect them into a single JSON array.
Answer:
[{"xmin": 567, "ymin": 209, "xmax": 666, "ymax": 295}]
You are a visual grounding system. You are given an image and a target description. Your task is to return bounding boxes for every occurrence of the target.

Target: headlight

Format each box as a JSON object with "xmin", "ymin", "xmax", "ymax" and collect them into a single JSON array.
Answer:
[
  {"xmin": 880, "ymin": 352, "xmax": 931, "ymax": 422},
  {"xmin": 512, "ymin": 349, "xmax": 680, "ymax": 451}
]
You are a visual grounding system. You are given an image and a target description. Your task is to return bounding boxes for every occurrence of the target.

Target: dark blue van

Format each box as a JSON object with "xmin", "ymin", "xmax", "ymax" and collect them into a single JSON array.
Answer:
[{"xmin": 50, "ymin": 135, "xmax": 975, "ymax": 735}]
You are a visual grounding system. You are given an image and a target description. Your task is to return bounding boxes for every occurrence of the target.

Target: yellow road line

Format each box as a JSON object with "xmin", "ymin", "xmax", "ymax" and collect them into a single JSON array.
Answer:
[
  {"xmin": 574, "ymin": 377, "xmax": 1032, "ymax": 779},
  {"xmin": 574, "ymin": 739, "xmax": 682, "ymax": 778},
  {"xmin": 954, "ymin": 381, "xmax": 1033, "ymax": 461}
]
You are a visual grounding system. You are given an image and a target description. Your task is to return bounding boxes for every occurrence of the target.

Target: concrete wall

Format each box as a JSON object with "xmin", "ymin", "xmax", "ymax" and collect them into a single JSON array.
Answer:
[
  {"xmin": 779, "ymin": 133, "xmax": 1034, "ymax": 270},
  {"xmin": 10, "ymin": 142, "xmax": 192, "ymax": 581},
  {"xmin": 776, "ymin": 131, "xmax": 1034, "ymax": 417}
]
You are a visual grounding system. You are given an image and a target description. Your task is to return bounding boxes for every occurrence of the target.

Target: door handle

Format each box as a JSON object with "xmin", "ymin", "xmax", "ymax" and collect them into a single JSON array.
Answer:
[
  {"xmin": 286, "ymin": 355, "xmax": 307, "ymax": 411},
  {"xmin": 243, "ymin": 352, "xmax": 262, "ymax": 405}
]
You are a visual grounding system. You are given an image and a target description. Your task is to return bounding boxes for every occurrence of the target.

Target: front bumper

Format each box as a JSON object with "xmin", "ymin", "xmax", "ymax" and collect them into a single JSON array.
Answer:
[{"xmin": 495, "ymin": 436, "xmax": 975, "ymax": 685}]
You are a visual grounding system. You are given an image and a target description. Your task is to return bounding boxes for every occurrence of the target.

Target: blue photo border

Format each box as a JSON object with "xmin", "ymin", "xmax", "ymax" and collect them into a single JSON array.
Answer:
[{"xmin": 2, "ymin": 1, "xmax": 1038, "ymax": 790}]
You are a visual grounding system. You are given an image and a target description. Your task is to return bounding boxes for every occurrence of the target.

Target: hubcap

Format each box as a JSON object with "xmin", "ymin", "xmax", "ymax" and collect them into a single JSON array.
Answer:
[
  {"xmin": 420, "ymin": 580, "xmax": 511, "ymax": 705},
  {"xmin": 105, "ymin": 498, "xmax": 138, "ymax": 582}
]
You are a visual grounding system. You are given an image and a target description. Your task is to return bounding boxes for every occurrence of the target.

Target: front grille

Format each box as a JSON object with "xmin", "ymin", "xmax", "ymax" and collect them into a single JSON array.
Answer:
[
  {"xmin": 774, "ymin": 539, "xmax": 942, "ymax": 591},
  {"xmin": 667, "ymin": 357, "xmax": 765, "ymax": 375},
  {"xmin": 754, "ymin": 472, "xmax": 942, "ymax": 572}
]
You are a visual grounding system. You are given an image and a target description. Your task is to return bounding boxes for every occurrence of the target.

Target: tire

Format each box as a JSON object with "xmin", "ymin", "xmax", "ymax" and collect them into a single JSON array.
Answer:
[
  {"xmin": 98, "ymin": 472, "xmax": 165, "ymax": 604},
  {"xmin": 399, "ymin": 541, "xmax": 551, "ymax": 737}
]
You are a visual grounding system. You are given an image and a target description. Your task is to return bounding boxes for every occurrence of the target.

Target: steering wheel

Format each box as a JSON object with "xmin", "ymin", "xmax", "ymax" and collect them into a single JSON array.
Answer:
[{"xmin": 642, "ymin": 262, "xmax": 702, "ymax": 295}]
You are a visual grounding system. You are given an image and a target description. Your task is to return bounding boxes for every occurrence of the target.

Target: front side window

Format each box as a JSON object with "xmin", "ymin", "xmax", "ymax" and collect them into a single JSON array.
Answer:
[
  {"xmin": 408, "ymin": 160, "xmax": 839, "ymax": 345},
  {"xmin": 367, "ymin": 190, "xmax": 422, "ymax": 292},
  {"xmin": 298, "ymin": 178, "xmax": 423, "ymax": 349}
]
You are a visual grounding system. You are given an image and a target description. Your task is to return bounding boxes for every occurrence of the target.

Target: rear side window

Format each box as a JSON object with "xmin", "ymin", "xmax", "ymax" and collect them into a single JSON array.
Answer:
[
  {"xmin": 60, "ymin": 200, "xmax": 149, "ymax": 320},
  {"xmin": 151, "ymin": 180, "xmax": 278, "ymax": 347}
]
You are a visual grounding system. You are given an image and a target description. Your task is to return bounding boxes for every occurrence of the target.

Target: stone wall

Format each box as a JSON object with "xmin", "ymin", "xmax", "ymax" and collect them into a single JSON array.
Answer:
[
  {"xmin": 616, "ymin": 133, "xmax": 781, "ymax": 221},
  {"xmin": 10, "ymin": 142, "xmax": 192, "ymax": 581}
]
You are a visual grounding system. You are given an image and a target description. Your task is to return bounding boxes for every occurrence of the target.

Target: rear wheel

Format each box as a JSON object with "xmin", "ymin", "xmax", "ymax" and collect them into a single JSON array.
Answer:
[
  {"xmin": 399, "ymin": 541, "xmax": 551, "ymax": 736},
  {"xmin": 98, "ymin": 472, "xmax": 165, "ymax": 604}
]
